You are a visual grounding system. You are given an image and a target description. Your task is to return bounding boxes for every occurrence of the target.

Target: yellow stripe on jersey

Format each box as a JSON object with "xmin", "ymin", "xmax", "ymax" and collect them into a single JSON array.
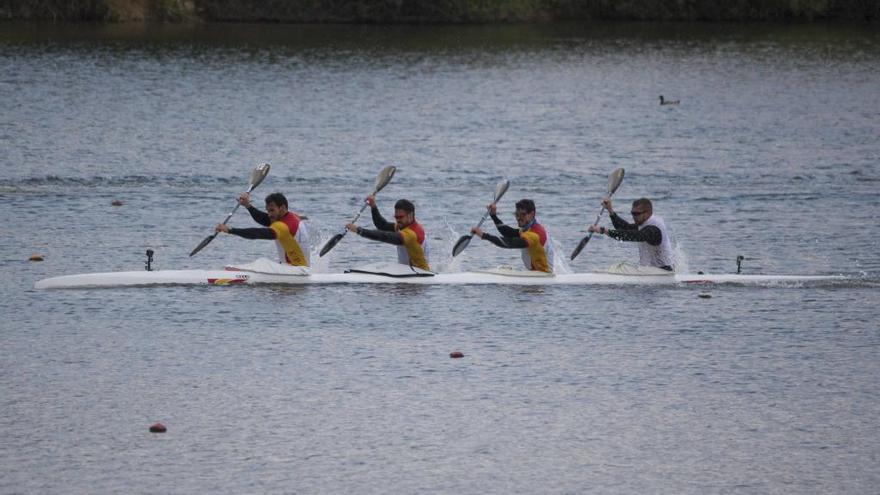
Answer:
[
  {"xmin": 270, "ymin": 220, "xmax": 307, "ymax": 266},
  {"xmin": 399, "ymin": 227, "xmax": 429, "ymax": 271},
  {"xmin": 521, "ymin": 230, "xmax": 550, "ymax": 273}
]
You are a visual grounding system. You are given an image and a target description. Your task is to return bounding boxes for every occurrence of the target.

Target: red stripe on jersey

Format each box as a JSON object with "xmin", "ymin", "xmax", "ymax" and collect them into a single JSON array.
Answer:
[
  {"xmin": 407, "ymin": 221, "xmax": 425, "ymax": 245},
  {"xmin": 526, "ymin": 222, "xmax": 547, "ymax": 246}
]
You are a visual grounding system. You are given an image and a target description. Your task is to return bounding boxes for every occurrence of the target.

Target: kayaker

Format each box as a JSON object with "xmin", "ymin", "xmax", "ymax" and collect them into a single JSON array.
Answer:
[
  {"xmin": 215, "ymin": 192, "xmax": 310, "ymax": 266},
  {"xmin": 345, "ymin": 196, "xmax": 430, "ymax": 271},
  {"xmin": 471, "ymin": 199, "xmax": 554, "ymax": 273},
  {"xmin": 588, "ymin": 197, "xmax": 675, "ymax": 271}
]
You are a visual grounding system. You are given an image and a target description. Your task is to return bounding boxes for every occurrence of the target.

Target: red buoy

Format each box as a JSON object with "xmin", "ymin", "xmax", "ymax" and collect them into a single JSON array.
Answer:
[
  {"xmin": 29, "ymin": 254, "xmax": 44, "ymax": 262},
  {"xmin": 149, "ymin": 422, "xmax": 167, "ymax": 433},
  {"xmin": 111, "ymin": 200, "xmax": 123, "ymax": 206},
  {"xmin": 450, "ymin": 351, "xmax": 464, "ymax": 358}
]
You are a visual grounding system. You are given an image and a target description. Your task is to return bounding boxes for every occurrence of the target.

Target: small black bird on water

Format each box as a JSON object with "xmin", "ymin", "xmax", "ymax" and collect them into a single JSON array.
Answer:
[{"xmin": 659, "ymin": 95, "xmax": 680, "ymax": 105}]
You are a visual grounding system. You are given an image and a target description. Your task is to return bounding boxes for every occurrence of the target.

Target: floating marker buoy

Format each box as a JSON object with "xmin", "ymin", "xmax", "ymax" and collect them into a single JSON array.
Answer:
[
  {"xmin": 698, "ymin": 293, "xmax": 712, "ymax": 299},
  {"xmin": 149, "ymin": 422, "xmax": 167, "ymax": 433},
  {"xmin": 111, "ymin": 200, "xmax": 123, "ymax": 206},
  {"xmin": 29, "ymin": 254, "xmax": 44, "ymax": 262},
  {"xmin": 450, "ymin": 351, "xmax": 464, "ymax": 358}
]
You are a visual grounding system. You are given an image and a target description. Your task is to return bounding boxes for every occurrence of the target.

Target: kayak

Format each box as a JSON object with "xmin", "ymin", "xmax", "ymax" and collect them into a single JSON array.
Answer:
[{"xmin": 34, "ymin": 259, "xmax": 844, "ymax": 289}]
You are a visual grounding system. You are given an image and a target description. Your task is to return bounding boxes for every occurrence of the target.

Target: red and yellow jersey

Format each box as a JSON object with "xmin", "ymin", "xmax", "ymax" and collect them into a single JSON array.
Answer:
[
  {"xmin": 397, "ymin": 221, "xmax": 429, "ymax": 271},
  {"xmin": 269, "ymin": 212, "xmax": 308, "ymax": 266},
  {"xmin": 520, "ymin": 222, "xmax": 551, "ymax": 273}
]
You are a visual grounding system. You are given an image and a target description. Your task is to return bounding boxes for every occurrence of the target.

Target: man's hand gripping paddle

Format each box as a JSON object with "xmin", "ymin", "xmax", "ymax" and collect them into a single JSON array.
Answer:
[
  {"xmin": 451, "ymin": 179, "xmax": 510, "ymax": 257},
  {"xmin": 319, "ymin": 165, "xmax": 397, "ymax": 257},
  {"xmin": 189, "ymin": 163, "xmax": 271, "ymax": 257},
  {"xmin": 570, "ymin": 168, "xmax": 625, "ymax": 261}
]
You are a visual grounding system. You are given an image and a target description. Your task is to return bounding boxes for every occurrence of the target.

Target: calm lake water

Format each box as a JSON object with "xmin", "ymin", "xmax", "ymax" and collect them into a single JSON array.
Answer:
[{"xmin": 2, "ymin": 21, "xmax": 879, "ymax": 493}]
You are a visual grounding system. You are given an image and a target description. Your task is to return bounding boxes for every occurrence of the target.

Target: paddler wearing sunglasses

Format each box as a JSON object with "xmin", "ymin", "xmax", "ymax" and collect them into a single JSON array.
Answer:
[
  {"xmin": 588, "ymin": 197, "xmax": 675, "ymax": 271},
  {"xmin": 470, "ymin": 199, "xmax": 554, "ymax": 273},
  {"xmin": 346, "ymin": 196, "xmax": 430, "ymax": 271}
]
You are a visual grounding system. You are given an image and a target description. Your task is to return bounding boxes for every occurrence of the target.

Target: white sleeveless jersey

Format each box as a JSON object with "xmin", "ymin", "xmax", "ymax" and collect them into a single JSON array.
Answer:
[{"xmin": 638, "ymin": 215, "xmax": 675, "ymax": 269}]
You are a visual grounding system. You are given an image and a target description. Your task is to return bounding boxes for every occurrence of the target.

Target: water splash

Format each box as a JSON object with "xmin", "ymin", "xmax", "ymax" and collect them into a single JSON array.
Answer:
[
  {"xmin": 431, "ymin": 217, "xmax": 464, "ymax": 273},
  {"xmin": 548, "ymin": 233, "xmax": 573, "ymax": 274},
  {"xmin": 673, "ymin": 243, "xmax": 690, "ymax": 274},
  {"xmin": 303, "ymin": 220, "xmax": 331, "ymax": 273}
]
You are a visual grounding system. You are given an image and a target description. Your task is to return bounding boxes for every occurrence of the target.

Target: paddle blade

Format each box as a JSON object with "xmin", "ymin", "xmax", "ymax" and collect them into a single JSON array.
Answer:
[
  {"xmin": 451, "ymin": 234, "xmax": 473, "ymax": 257},
  {"xmin": 319, "ymin": 232, "xmax": 345, "ymax": 257},
  {"xmin": 190, "ymin": 233, "xmax": 218, "ymax": 257},
  {"xmin": 494, "ymin": 179, "xmax": 510, "ymax": 202},
  {"xmin": 249, "ymin": 163, "xmax": 271, "ymax": 190},
  {"xmin": 373, "ymin": 165, "xmax": 396, "ymax": 193},
  {"xmin": 607, "ymin": 168, "xmax": 625, "ymax": 195},
  {"xmin": 569, "ymin": 234, "xmax": 592, "ymax": 261}
]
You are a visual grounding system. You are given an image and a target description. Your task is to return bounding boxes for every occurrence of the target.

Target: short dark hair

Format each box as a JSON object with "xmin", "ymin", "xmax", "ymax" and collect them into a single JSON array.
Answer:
[
  {"xmin": 394, "ymin": 199, "xmax": 415, "ymax": 213},
  {"xmin": 515, "ymin": 199, "xmax": 536, "ymax": 213},
  {"xmin": 265, "ymin": 192, "xmax": 288, "ymax": 209},
  {"xmin": 632, "ymin": 198, "xmax": 652, "ymax": 212}
]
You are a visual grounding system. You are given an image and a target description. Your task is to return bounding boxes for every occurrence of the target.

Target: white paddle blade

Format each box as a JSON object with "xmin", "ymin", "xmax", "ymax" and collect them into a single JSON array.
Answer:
[
  {"xmin": 607, "ymin": 168, "xmax": 625, "ymax": 195},
  {"xmin": 250, "ymin": 163, "xmax": 271, "ymax": 190},
  {"xmin": 451, "ymin": 234, "xmax": 473, "ymax": 257},
  {"xmin": 494, "ymin": 179, "xmax": 510, "ymax": 202},
  {"xmin": 374, "ymin": 165, "xmax": 397, "ymax": 193}
]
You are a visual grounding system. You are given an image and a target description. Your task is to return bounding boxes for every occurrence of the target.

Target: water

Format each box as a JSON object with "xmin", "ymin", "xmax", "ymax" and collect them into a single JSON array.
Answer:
[{"xmin": 2, "ymin": 22, "xmax": 879, "ymax": 493}]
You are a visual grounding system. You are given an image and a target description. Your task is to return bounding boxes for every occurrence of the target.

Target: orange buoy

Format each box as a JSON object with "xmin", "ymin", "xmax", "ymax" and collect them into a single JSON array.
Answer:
[
  {"xmin": 450, "ymin": 351, "xmax": 464, "ymax": 359},
  {"xmin": 29, "ymin": 254, "xmax": 44, "ymax": 262},
  {"xmin": 149, "ymin": 422, "xmax": 167, "ymax": 433},
  {"xmin": 111, "ymin": 200, "xmax": 123, "ymax": 206}
]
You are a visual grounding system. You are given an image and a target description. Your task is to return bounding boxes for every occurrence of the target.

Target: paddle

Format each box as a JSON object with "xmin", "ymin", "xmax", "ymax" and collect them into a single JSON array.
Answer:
[
  {"xmin": 319, "ymin": 165, "xmax": 397, "ymax": 257},
  {"xmin": 189, "ymin": 163, "xmax": 271, "ymax": 257},
  {"xmin": 451, "ymin": 179, "xmax": 510, "ymax": 257},
  {"xmin": 570, "ymin": 168, "xmax": 625, "ymax": 261}
]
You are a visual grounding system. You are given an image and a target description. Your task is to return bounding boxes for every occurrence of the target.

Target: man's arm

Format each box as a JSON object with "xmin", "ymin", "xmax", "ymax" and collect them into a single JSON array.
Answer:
[
  {"xmin": 607, "ymin": 225, "xmax": 662, "ymax": 245},
  {"xmin": 356, "ymin": 227, "xmax": 403, "ymax": 245},
  {"xmin": 608, "ymin": 212, "xmax": 636, "ymax": 231},
  {"xmin": 246, "ymin": 206, "xmax": 271, "ymax": 227},
  {"xmin": 370, "ymin": 206, "xmax": 396, "ymax": 232},
  {"xmin": 235, "ymin": 193, "xmax": 271, "ymax": 226},
  {"xmin": 481, "ymin": 233, "xmax": 528, "ymax": 249},
  {"xmin": 490, "ymin": 213, "xmax": 521, "ymax": 237},
  {"xmin": 227, "ymin": 227, "xmax": 276, "ymax": 240}
]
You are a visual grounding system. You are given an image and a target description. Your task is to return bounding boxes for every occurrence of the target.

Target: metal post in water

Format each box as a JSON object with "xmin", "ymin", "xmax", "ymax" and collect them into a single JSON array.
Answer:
[
  {"xmin": 736, "ymin": 255, "xmax": 744, "ymax": 274},
  {"xmin": 145, "ymin": 249, "xmax": 154, "ymax": 271}
]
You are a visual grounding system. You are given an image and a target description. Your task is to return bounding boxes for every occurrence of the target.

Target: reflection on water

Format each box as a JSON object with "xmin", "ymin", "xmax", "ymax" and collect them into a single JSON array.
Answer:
[{"xmin": 2, "ymin": 21, "xmax": 878, "ymax": 51}]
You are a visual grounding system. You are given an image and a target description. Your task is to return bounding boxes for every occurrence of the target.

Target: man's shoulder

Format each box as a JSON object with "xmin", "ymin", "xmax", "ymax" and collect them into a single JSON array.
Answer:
[
  {"xmin": 530, "ymin": 222, "xmax": 547, "ymax": 233},
  {"xmin": 519, "ymin": 229, "xmax": 540, "ymax": 242},
  {"xmin": 278, "ymin": 212, "xmax": 301, "ymax": 226},
  {"xmin": 401, "ymin": 222, "xmax": 426, "ymax": 242},
  {"xmin": 270, "ymin": 216, "xmax": 296, "ymax": 234}
]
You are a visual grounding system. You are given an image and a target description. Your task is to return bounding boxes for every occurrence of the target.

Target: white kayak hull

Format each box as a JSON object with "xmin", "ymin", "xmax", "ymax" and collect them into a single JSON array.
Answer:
[{"xmin": 34, "ymin": 265, "xmax": 843, "ymax": 289}]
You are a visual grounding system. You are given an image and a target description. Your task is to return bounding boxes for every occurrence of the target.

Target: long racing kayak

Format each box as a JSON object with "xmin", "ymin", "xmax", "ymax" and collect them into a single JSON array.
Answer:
[{"xmin": 34, "ymin": 259, "xmax": 844, "ymax": 289}]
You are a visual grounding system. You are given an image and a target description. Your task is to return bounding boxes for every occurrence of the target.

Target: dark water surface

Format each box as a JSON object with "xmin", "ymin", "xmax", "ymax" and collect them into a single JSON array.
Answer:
[{"xmin": 2, "ymin": 22, "xmax": 879, "ymax": 493}]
